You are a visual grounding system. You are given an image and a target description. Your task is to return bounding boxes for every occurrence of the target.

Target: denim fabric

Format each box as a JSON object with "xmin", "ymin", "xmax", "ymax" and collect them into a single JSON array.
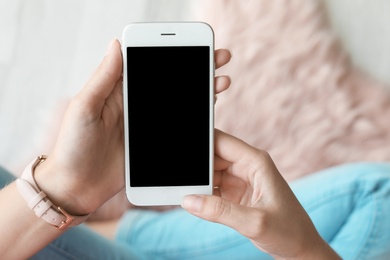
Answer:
[
  {"xmin": 31, "ymin": 225, "xmax": 148, "ymax": 260},
  {"xmin": 0, "ymin": 166, "xmax": 16, "ymax": 188},
  {"xmin": 115, "ymin": 163, "xmax": 390, "ymax": 260},
  {"xmin": 291, "ymin": 162, "xmax": 390, "ymax": 260},
  {"xmin": 116, "ymin": 208, "xmax": 270, "ymax": 260}
]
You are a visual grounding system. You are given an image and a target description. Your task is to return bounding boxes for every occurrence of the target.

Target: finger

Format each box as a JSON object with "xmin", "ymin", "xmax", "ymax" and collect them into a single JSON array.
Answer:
[
  {"xmin": 214, "ymin": 129, "xmax": 257, "ymax": 163},
  {"xmin": 213, "ymin": 170, "xmax": 247, "ymax": 203},
  {"xmin": 214, "ymin": 129, "xmax": 271, "ymax": 180},
  {"xmin": 79, "ymin": 39, "xmax": 123, "ymax": 115},
  {"xmin": 213, "ymin": 170, "xmax": 222, "ymax": 187},
  {"xmin": 215, "ymin": 49, "xmax": 232, "ymax": 69},
  {"xmin": 101, "ymin": 77, "xmax": 124, "ymax": 126},
  {"xmin": 212, "ymin": 186, "xmax": 221, "ymax": 197},
  {"xmin": 112, "ymin": 77, "xmax": 124, "ymax": 111},
  {"xmin": 214, "ymin": 154, "xmax": 231, "ymax": 171},
  {"xmin": 182, "ymin": 195, "xmax": 262, "ymax": 239},
  {"xmin": 215, "ymin": 75, "xmax": 231, "ymax": 94}
]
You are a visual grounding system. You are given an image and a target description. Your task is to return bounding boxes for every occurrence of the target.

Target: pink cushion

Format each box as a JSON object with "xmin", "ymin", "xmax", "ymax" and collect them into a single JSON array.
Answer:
[{"xmin": 197, "ymin": 0, "xmax": 390, "ymax": 181}]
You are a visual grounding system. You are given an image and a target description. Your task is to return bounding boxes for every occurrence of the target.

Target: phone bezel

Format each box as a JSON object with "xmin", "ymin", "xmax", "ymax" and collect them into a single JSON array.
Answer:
[{"xmin": 121, "ymin": 22, "xmax": 215, "ymax": 206}]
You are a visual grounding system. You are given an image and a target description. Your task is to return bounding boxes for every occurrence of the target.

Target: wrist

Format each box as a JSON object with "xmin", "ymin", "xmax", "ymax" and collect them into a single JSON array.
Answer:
[
  {"xmin": 281, "ymin": 236, "xmax": 341, "ymax": 260},
  {"xmin": 33, "ymin": 156, "xmax": 92, "ymax": 216},
  {"xmin": 16, "ymin": 156, "xmax": 90, "ymax": 230}
]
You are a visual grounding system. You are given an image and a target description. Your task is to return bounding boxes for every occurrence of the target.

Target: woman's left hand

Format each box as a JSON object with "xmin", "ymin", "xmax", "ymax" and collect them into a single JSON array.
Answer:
[{"xmin": 35, "ymin": 40, "xmax": 232, "ymax": 216}]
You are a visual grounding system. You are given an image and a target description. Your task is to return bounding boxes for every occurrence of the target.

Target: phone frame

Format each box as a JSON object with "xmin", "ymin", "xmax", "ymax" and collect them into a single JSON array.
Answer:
[{"xmin": 121, "ymin": 22, "xmax": 215, "ymax": 206}]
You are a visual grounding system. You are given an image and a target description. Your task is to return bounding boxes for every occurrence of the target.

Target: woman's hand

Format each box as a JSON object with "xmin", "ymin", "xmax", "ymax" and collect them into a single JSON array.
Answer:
[
  {"xmin": 214, "ymin": 48, "xmax": 231, "ymax": 101},
  {"xmin": 34, "ymin": 39, "xmax": 125, "ymax": 216},
  {"xmin": 34, "ymin": 40, "xmax": 232, "ymax": 216},
  {"xmin": 182, "ymin": 129, "xmax": 341, "ymax": 260}
]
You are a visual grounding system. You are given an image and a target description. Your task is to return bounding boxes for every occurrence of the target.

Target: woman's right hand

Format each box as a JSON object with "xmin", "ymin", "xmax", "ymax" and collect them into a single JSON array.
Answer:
[{"xmin": 182, "ymin": 129, "xmax": 341, "ymax": 260}]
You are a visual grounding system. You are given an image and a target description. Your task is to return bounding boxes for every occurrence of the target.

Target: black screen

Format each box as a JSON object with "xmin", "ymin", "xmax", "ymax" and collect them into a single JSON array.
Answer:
[{"xmin": 127, "ymin": 46, "xmax": 210, "ymax": 187}]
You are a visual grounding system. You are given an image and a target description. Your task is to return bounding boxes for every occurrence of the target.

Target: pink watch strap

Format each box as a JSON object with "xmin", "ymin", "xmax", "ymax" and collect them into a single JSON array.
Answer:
[{"xmin": 16, "ymin": 155, "xmax": 90, "ymax": 230}]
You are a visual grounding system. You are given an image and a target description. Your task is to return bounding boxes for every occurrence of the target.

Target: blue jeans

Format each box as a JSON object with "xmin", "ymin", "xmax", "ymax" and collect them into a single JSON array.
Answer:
[{"xmin": 1, "ymin": 163, "xmax": 390, "ymax": 259}]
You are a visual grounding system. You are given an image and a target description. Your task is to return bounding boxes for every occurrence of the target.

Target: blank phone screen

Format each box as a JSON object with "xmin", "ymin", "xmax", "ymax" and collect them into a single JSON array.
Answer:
[{"xmin": 126, "ymin": 46, "xmax": 211, "ymax": 187}]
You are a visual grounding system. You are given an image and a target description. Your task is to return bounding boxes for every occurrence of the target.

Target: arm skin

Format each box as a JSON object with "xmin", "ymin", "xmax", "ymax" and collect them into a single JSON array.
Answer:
[
  {"xmin": 182, "ymin": 129, "xmax": 342, "ymax": 260},
  {"xmin": 0, "ymin": 39, "xmax": 232, "ymax": 259}
]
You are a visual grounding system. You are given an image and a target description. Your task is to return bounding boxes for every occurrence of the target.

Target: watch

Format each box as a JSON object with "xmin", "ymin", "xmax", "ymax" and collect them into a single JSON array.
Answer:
[{"xmin": 16, "ymin": 155, "xmax": 90, "ymax": 230}]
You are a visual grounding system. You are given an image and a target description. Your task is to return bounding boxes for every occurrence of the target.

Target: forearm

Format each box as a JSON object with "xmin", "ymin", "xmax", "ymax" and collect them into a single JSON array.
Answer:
[{"xmin": 0, "ymin": 182, "xmax": 64, "ymax": 259}]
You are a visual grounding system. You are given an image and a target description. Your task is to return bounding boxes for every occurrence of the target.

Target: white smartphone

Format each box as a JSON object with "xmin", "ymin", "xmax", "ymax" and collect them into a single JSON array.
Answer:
[{"xmin": 122, "ymin": 22, "xmax": 215, "ymax": 206}]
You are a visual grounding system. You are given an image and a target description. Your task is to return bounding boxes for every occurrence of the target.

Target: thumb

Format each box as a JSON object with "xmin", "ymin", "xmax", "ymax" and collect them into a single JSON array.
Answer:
[
  {"xmin": 181, "ymin": 195, "xmax": 260, "ymax": 239},
  {"xmin": 79, "ymin": 39, "xmax": 123, "ymax": 113}
]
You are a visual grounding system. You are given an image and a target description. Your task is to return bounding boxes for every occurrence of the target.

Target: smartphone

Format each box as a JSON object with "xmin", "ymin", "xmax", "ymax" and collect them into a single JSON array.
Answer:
[{"xmin": 122, "ymin": 22, "xmax": 215, "ymax": 206}]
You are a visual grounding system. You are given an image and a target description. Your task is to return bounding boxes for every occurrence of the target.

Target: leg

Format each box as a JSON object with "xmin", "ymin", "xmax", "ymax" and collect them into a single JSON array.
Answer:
[
  {"xmin": 115, "ymin": 208, "xmax": 272, "ymax": 260},
  {"xmin": 290, "ymin": 162, "xmax": 390, "ymax": 260},
  {"xmin": 114, "ymin": 163, "xmax": 390, "ymax": 260},
  {"xmin": 31, "ymin": 224, "xmax": 149, "ymax": 260}
]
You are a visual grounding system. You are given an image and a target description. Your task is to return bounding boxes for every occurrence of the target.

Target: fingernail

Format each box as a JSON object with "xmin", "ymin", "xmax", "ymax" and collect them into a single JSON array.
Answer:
[
  {"xmin": 105, "ymin": 39, "xmax": 117, "ymax": 56},
  {"xmin": 181, "ymin": 195, "xmax": 203, "ymax": 213}
]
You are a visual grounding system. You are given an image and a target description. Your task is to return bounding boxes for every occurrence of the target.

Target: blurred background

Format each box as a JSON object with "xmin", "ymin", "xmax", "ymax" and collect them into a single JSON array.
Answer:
[
  {"xmin": 0, "ymin": 0, "xmax": 199, "ymax": 174},
  {"xmin": 0, "ymin": 0, "xmax": 389, "ymax": 175}
]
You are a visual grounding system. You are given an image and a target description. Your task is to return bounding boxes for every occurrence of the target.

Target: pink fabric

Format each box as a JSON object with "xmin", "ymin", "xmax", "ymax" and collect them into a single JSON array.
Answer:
[{"xmin": 196, "ymin": 0, "xmax": 390, "ymax": 181}]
